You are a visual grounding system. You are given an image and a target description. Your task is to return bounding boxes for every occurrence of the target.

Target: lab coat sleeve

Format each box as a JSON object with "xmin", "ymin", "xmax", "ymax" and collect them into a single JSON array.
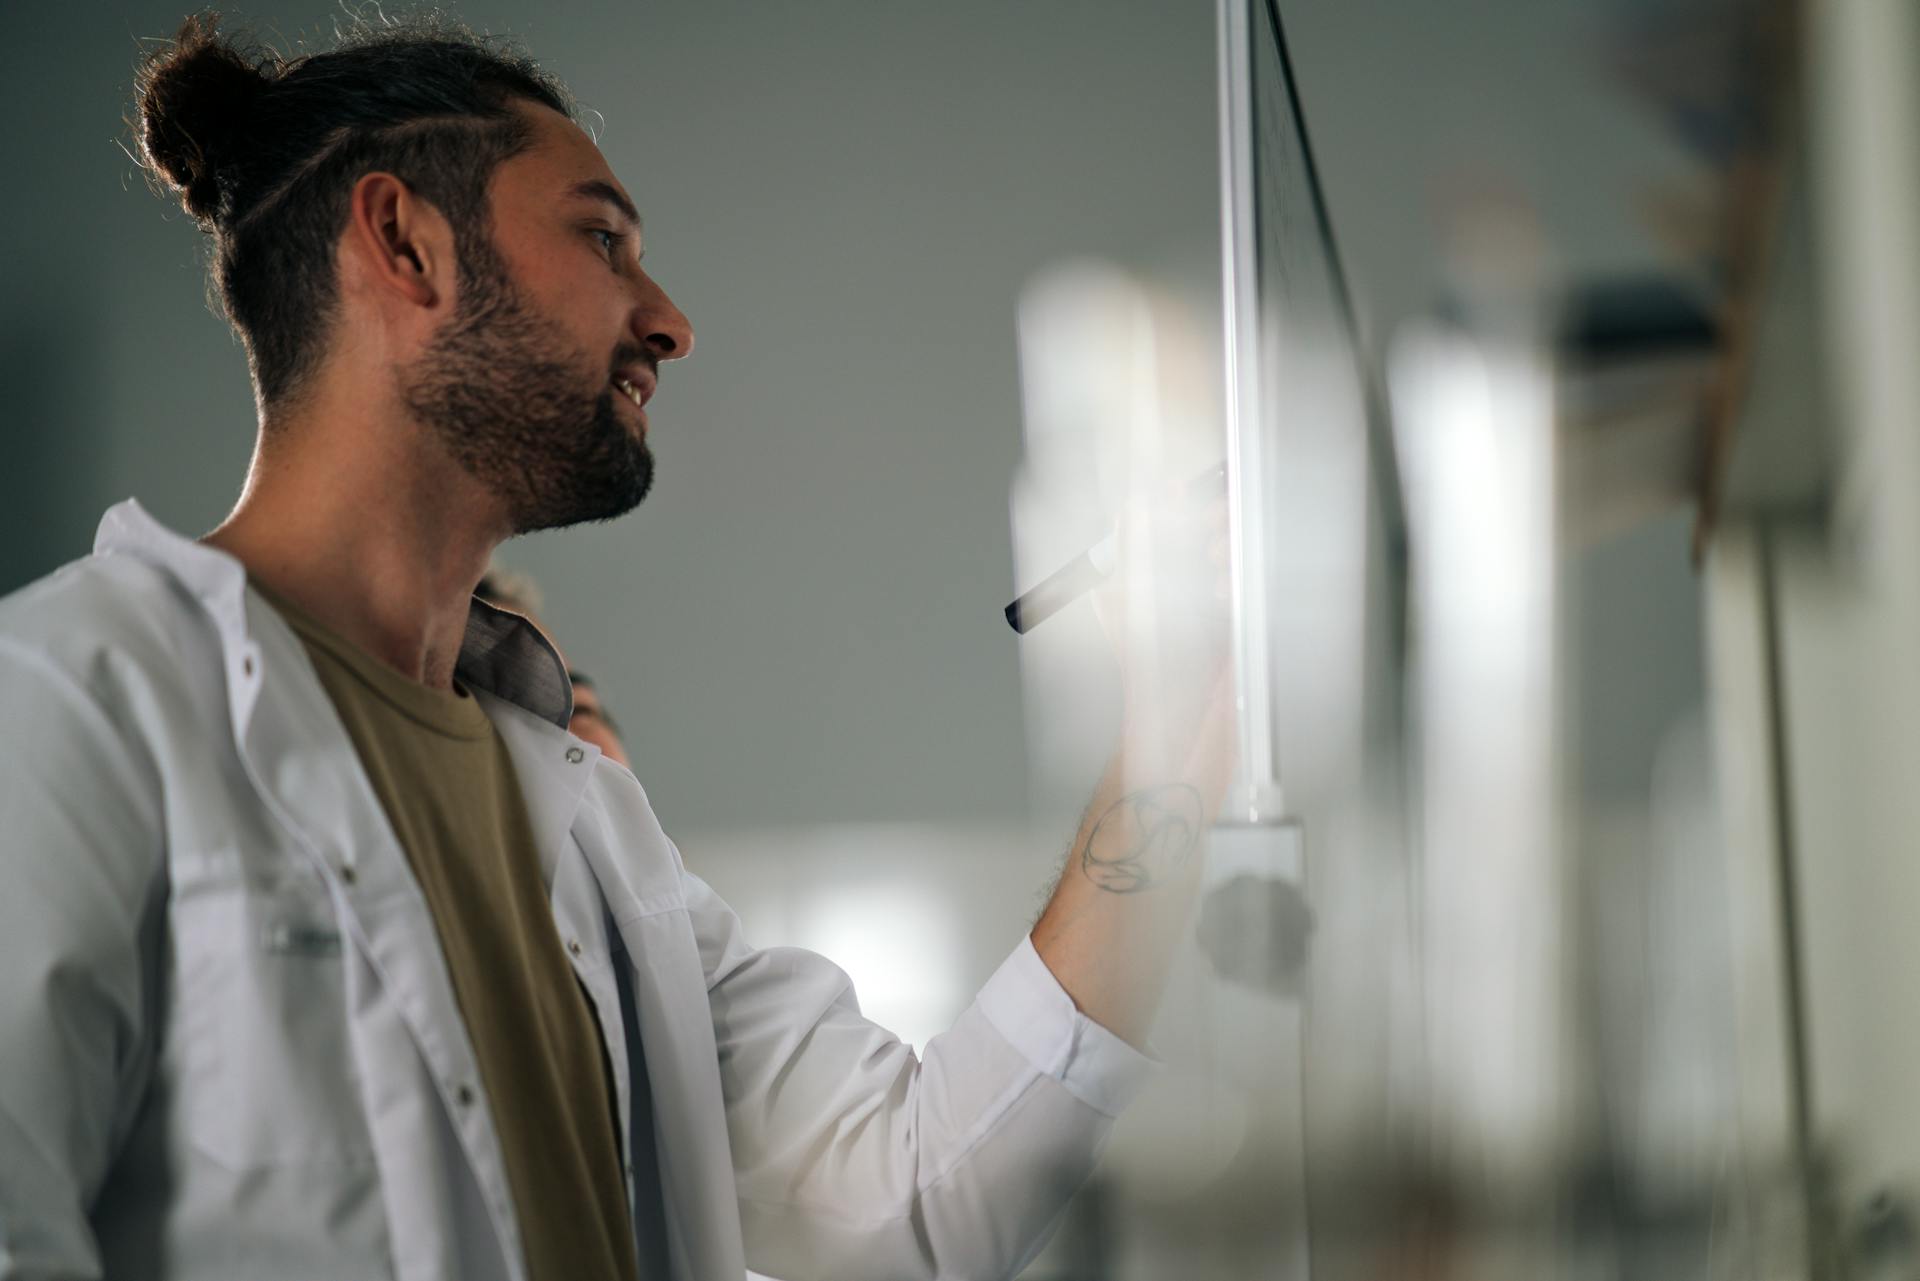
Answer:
[
  {"xmin": 0, "ymin": 641, "xmax": 165, "ymax": 1281},
  {"xmin": 688, "ymin": 871, "xmax": 1155, "ymax": 1281}
]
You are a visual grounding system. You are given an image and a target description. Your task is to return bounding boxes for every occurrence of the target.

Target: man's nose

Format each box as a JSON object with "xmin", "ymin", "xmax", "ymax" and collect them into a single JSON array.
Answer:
[{"xmin": 632, "ymin": 272, "xmax": 694, "ymax": 362}]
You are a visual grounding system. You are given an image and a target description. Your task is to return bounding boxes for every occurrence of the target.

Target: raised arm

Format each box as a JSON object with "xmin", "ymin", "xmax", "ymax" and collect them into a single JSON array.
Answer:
[
  {"xmin": 1030, "ymin": 660, "xmax": 1237, "ymax": 1046},
  {"xmin": 1030, "ymin": 473, "xmax": 1240, "ymax": 1046},
  {"xmin": 703, "ymin": 488, "xmax": 1234, "ymax": 1278}
]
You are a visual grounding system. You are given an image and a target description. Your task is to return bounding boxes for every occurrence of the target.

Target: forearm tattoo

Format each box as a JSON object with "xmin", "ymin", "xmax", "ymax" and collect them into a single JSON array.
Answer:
[{"xmin": 1079, "ymin": 784, "xmax": 1205, "ymax": 893}]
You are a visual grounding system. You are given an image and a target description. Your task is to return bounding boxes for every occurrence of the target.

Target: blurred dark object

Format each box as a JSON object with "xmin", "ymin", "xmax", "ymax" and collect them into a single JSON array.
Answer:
[
  {"xmin": 1195, "ymin": 872, "xmax": 1314, "ymax": 996},
  {"xmin": 1558, "ymin": 277, "xmax": 1718, "ymax": 366}
]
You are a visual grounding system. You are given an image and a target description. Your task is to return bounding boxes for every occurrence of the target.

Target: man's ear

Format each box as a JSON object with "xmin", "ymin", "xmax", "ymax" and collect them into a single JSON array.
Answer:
[{"xmin": 341, "ymin": 171, "xmax": 453, "ymax": 312}]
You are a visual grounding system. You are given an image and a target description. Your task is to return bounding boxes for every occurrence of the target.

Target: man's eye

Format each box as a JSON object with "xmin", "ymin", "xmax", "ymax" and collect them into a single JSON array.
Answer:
[{"xmin": 590, "ymin": 228, "xmax": 621, "ymax": 257}]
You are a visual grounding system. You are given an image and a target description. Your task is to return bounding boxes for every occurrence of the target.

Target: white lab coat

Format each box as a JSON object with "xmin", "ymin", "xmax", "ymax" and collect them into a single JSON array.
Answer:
[{"xmin": 0, "ymin": 500, "xmax": 1150, "ymax": 1281}]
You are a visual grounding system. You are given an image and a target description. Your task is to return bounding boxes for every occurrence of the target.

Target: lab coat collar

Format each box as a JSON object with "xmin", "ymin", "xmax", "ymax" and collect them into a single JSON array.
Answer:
[{"xmin": 92, "ymin": 498, "xmax": 574, "ymax": 729}]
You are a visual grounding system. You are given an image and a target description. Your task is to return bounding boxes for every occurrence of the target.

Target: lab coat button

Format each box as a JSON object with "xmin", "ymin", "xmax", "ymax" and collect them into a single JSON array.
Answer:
[
  {"xmin": 454, "ymin": 1083, "xmax": 476, "ymax": 1107},
  {"xmin": 565, "ymin": 746, "xmax": 585, "ymax": 764},
  {"xmin": 566, "ymin": 938, "xmax": 583, "ymax": 956}
]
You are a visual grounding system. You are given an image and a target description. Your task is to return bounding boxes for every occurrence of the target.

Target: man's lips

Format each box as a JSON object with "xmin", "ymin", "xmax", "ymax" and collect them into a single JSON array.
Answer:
[{"xmin": 611, "ymin": 366, "xmax": 656, "ymax": 409}]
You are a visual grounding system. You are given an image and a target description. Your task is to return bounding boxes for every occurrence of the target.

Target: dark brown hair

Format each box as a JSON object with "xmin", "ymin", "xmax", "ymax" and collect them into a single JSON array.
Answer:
[{"xmin": 133, "ymin": 11, "xmax": 575, "ymax": 406}]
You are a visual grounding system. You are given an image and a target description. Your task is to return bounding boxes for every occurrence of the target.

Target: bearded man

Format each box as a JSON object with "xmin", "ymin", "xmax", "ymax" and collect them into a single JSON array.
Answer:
[{"xmin": 0, "ymin": 13, "xmax": 1234, "ymax": 1281}]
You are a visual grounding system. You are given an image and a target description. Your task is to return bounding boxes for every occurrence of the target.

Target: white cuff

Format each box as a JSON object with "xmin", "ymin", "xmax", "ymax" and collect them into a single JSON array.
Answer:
[{"xmin": 975, "ymin": 935, "xmax": 1157, "ymax": 1118}]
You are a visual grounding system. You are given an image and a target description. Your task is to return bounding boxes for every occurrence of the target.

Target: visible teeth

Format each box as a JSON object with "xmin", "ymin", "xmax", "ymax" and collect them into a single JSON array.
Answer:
[{"xmin": 613, "ymin": 376, "xmax": 644, "ymax": 408}]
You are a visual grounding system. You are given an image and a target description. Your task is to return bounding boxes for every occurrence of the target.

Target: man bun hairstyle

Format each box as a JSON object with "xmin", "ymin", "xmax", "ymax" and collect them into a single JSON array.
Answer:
[
  {"xmin": 132, "ymin": 10, "xmax": 576, "ymax": 407},
  {"xmin": 136, "ymin": 16, "xmax": 273, "ymax": 222}
]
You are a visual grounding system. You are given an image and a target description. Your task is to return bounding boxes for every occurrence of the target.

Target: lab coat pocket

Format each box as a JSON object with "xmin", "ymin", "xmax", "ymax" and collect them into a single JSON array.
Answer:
[{"xmin": 170, "ymin": 880, "xmax": 378, "ymax": 1169}]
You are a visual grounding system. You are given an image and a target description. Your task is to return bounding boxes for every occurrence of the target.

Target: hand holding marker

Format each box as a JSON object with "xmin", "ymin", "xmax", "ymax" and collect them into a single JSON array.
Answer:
[{"xmin": 1004, "ymin": 462, "xmax": 1228, "ymax": 634}]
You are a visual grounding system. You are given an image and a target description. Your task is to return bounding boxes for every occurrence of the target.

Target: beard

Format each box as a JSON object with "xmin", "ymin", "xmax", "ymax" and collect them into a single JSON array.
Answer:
[{"xmin": 397, "ymin": 240, "xmax": 654, "ymax": 535}]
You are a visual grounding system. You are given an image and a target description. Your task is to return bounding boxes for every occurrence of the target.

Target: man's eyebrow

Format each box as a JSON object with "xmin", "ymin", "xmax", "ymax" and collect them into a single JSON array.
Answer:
[{"xmin": 568, "ymin": 179, "xmax": 642, "ymax": 232}]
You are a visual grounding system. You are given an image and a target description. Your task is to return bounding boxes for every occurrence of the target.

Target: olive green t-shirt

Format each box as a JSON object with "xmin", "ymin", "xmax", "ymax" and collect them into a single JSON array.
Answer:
[{"xmin": 259, "ymin": 584, "xmax": 638, "ymax": 1281}]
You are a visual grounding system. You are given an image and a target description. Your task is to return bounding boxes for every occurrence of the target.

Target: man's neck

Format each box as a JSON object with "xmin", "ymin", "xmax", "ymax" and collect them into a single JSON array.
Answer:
[{"xmin": 204, "ymin": 413, "xmax": 510, "ymax": 691}]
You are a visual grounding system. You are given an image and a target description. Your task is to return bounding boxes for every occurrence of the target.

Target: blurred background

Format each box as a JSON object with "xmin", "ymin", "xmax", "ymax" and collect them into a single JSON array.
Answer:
[{"xmin": 6, "ymin": 0, "xmax": 1915, "ymax": 1276}]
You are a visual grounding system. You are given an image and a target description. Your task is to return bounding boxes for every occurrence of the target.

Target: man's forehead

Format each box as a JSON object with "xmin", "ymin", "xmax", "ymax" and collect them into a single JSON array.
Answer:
[{"xmin": 510, "ymin": 101, "xmax": 642, "ymax": 226}]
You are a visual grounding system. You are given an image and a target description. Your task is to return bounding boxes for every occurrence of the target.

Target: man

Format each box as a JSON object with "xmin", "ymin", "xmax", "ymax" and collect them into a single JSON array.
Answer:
[
  {"xmin": 561, "ymin": 672, "xmax": 631, "ymax": 769},
  {"xmin": 474, "ymin": 567, "xmax": 633, "ymax": 767},
  {"xmin": 0, "ymin": 13, "xmax": 1234, "ymax": 1281}
]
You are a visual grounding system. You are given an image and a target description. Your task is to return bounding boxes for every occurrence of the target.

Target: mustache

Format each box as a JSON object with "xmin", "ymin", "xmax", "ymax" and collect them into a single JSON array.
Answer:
[{"xmin": 609, "ymin": 344, "xmax": 658, "ymax": 380}]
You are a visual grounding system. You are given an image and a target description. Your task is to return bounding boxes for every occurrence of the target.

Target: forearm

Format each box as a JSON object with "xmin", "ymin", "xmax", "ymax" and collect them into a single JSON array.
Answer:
[{"xmin": 1030, "ymin": 665, "xmax": 1238, "ymax": 1046}]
